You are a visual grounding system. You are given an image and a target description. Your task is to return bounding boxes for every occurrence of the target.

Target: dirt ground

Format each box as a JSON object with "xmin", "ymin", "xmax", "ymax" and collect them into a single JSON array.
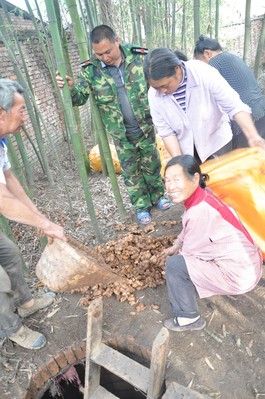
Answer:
[{"xmin": 1, "ymin": 142, "xmax": 265, "ymax": 399}]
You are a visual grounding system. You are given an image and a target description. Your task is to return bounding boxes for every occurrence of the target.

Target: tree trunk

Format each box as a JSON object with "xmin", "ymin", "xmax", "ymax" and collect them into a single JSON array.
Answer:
[
  {"xmin": 254, "ymin": 14, "xmax": 265, "ymax": 78},
  {"xmin": 193, "ymin": 0, "xmax": 200, "ymax": 44},
  {"xmin": 243, "ymin": 0, "xmax": 251, "ymax": 63},
  {"xmin": 181, "ymin": 0, "xmax": 187, "ymax": 53},
  {"xmin": 98, "ymin": 0, "xmax": 114, "ymax": 27},
  {"xmin": 215, "ymin": 0, "xmax": 219, "ymax": 40}
]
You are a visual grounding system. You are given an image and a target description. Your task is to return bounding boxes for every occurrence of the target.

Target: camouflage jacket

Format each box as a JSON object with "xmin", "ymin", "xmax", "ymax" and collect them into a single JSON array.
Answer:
[{"xmin": 71, "ymin": 44, "xmax": 154, "ymax": 142}]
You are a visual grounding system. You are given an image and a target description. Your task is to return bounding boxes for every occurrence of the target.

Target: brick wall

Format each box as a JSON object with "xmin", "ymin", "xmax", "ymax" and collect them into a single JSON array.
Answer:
[{"xmin": 0, "ymin": 5, "xmax": 91, "ymax": 167}]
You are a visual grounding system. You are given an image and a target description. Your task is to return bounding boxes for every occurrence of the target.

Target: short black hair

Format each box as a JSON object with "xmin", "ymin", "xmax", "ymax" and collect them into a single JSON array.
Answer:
[
  {"xmin": 165, "ymin": 155, "xmax": 209, "ymax": 188},
  {"xmin": 194, "ymin": 35, "xmax": 222, "ymax": 57},
  {"xmin": 90, "ymin": 25, "xmax": 116, "ymax": 44},
  {"xmin": 143, "ymin": 47, "xmax": 181, "ymax": 81}
]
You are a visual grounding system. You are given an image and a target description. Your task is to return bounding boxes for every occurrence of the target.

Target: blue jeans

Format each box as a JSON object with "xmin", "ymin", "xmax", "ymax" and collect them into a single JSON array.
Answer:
[{"xmin": 0, "ymin": 232, "xmax": 32, "ymax": 338}]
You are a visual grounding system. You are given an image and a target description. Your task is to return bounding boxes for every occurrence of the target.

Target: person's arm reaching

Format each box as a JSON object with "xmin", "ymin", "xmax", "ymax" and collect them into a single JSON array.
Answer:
[
  {"xmin": 234, "ymin": 111, "xmax": 265, "ymax": 149},
  {"xmin": 0, "ymin": 172, "xmax": 66, "ymax": 241},
  {"xmin": 162, "ymin": 136, "xmax": 182, "ymax": 157},
  {"xmin": 5, "ymin": 169, "xmax": 42, "ymax": 216}
]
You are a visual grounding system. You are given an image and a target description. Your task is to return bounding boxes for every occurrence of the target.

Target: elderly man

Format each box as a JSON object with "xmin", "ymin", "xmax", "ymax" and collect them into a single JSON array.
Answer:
[
  {"xmin": 0, "ymin": 79, "xmax": 66, "ymax": 350},
  {"xmin": 57, "ymin": 24, "xmax": 170, "ymax": 225}
]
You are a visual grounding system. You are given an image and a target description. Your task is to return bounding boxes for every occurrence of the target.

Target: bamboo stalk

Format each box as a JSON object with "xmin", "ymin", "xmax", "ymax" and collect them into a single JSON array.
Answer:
[
  {"xmin": 44, "ymin": 0, "xmax": 102, "ymax": 242},
  {"xmin": 65, "ymin": 0, "xmax": 126, "ymax": 217}
]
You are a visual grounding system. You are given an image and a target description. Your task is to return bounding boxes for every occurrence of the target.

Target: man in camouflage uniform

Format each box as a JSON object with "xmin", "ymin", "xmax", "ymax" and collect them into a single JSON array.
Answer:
[{"xmin": 57, "ymin": 25, "xmax": 170, "ymax": 224}]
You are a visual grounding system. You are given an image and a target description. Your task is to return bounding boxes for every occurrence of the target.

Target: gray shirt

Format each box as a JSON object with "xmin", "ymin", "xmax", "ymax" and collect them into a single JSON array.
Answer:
[{"xmin": 103, "ymin": 60, "xmax": 143, "ymax": 137}]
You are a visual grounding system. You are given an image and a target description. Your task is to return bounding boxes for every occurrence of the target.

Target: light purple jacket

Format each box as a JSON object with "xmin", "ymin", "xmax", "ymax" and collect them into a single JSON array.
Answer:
[
  {"xmin": 176, "ymin": 200, "xmax": 262, "ymax": 298},
  {"xmin": 148, "ymin": 60, "xmax": 251, "ymax": 162}
]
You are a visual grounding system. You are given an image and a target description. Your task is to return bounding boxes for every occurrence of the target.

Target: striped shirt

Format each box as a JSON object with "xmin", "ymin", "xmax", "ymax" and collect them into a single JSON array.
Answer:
[{"xmin": 173, "ymin": 63, "xmax": 187, "ymax": 112}]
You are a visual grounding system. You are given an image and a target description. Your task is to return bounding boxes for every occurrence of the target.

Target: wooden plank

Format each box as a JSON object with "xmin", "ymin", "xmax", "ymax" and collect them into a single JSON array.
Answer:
[
  {"xmin": 147, "ymin": 327, "xmax": 169, "ymax": 399},
  {"xmin": 162, "ymin": 382, "xmax": 211, "ymax": 399},
  {"xmin": 90, "ymin": 386, "xmax": 119, "ymax": 399},
  {"xmin": 91, "ymin": 343, "xmax": 149, "ymax": 393},
  {"xmin": 84, "ymin": 298, "xmax": 103, "ymax": 399}
]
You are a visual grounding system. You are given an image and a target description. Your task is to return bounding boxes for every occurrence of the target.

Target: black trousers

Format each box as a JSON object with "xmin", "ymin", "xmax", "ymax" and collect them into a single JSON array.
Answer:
[{"xmin": 232, "ymin": 114, "xmax": 265, "ymax": 149}]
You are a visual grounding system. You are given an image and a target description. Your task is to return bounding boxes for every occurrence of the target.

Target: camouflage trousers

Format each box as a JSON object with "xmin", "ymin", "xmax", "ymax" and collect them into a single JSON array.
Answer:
[{"xmin": 114, "ymin": 132, "xmax": 165, "ymax": 211}]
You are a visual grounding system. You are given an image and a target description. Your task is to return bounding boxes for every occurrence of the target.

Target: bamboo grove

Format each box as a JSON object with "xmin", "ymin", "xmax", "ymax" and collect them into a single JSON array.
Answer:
[{"xmin": 0, "ymin": 0, "xmax": 264, "ymax": 243}]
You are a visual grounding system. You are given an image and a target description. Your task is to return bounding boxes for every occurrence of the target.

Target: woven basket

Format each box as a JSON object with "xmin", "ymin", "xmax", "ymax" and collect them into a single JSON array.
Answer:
[{"xmin": 36, "ymin": 237, "xmax": 124, "ymax": 292}]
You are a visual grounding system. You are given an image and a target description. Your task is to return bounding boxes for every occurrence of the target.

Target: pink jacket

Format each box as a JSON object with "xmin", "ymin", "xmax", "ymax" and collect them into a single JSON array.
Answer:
[
  {"xmin": 176, "ymin": 197, "xmax": 262, "ymax": 298},
  {"xmin": 148, "ymin": 60, "xmax": 251, "ymax": 162}
]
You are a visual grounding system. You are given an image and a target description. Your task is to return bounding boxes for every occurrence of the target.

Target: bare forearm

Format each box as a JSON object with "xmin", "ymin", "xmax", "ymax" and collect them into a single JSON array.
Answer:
[
  {"xmin": 162, "ymin": 136, "xmax": 182, "ymax": 157},
  {"xmin": 5, "ymin": 172, "xmax": 41, "ymax": 215},
  {"xmin": 234, "ymin": 112, "xmax": 265, "ymax": 149},
  {"xmin": 0, "ymin": 184, "xmax": 66, "ymax": 240},
  {"xmin": 0, "ymin": 189, "xmax": 49, "ymax": 228}
]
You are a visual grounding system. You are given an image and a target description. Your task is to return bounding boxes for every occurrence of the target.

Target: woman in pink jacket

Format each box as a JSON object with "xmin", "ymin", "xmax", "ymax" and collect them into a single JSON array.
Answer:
[{"xmin": 162, "ymin": 155, "xmax": 262, "ymax": 332}]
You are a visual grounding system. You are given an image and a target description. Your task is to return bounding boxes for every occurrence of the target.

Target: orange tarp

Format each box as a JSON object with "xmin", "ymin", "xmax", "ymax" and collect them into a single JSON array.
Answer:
[{"xmin": 201, "ymin": 148, "xmax": 265, "ymax": 259}]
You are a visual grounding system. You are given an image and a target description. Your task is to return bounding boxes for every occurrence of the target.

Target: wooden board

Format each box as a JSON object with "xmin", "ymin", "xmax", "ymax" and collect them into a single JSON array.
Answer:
[{"xmin": 162, "ymin": 382, "xmax": 210, "ymax": 399}]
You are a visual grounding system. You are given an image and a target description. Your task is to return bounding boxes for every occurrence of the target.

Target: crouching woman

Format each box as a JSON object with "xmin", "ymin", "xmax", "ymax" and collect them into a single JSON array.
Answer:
[{"xmin": 162, "ymin": 155, "xmax": 262, "ymax": 332}]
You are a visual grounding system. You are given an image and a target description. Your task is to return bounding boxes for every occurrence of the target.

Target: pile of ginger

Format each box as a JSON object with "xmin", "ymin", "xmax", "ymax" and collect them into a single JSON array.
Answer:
[{"xmin": 78, "ymin": 223, "xmax": 175, "ymax": 310}]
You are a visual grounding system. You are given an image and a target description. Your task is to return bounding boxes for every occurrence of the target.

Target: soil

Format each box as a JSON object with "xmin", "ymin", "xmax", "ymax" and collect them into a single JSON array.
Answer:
[{"xmin": 1, "ymin": 142, "xmax": 265, "ymax": 399}]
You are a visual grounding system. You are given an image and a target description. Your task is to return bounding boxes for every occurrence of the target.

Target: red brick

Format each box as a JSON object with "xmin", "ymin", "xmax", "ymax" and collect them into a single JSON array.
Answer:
[
  {"xmin": 54, "ymin": 351, "xmax": 68, "ymax": 369},
  {"xmin": 64, "ymin": 347, "xmax": 77, "ymax": 364},
  {"xmin": 72, "ymin": 346, "xmax": 85, "ymax": 361},
  {"xmin": 27, "ymin": 380, "xmax": 38, "ymax": 398},
  {"xmin": 38, "ymin": 365, "xmax": 52, "ymax": 381},
  {"xmin": 32, "ymin": 372, "xmax": 46, "ymax": 389},
  {"xmin": 46, "ymin": 357, "xmax": 60, "ymax": 377},
  {"xmin": 23, "ymin": 391, "xmax": 32, "ymax": 399},
  {"xmin": 80, "ymin": 341, "xmax": 87, "ymax": 354}
]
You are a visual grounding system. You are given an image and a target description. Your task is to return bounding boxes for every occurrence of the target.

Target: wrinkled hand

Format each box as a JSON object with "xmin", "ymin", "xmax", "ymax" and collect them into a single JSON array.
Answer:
[
  {"xmin": 158, "ymin": 244, "xmax": 179, "ymax": 267},
  {"xmin": 248, "ymin": 137, "xmax": 265, "ymax": 150},
  {"xmin": 56, "ymin": 73, "xmax": 74, "ymax": 91},
  {"xmin": 40, "ymin": 219, "xmax": 67, "ymax": 242}
]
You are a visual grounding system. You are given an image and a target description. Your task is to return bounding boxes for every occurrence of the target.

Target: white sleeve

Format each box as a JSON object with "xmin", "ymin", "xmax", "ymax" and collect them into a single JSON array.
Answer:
[{"xmin": 0, "ymin": 145, "xmax": 11, "ymax": 184}]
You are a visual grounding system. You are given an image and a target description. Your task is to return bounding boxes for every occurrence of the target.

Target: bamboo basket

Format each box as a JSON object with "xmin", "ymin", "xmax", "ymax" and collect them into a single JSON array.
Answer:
[{"xmin": 36, "ymin": 237, "xmax": 125, "ymax": 292}]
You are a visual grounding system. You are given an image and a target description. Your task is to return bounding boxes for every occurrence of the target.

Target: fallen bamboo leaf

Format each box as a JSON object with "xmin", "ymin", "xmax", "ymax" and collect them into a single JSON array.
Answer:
[
  {"xmin": 215, "ymin": 353, "xmax": 222, "ymax": 360},
  {"xmin": 205, "ymin": 357, "xmax": 215, "ymax": 370},
  {"xmin": 187, "ymin": 378, "xmax": 194, "ymax": 388},
  {"xmin": 46, "ymin": 308, "xmax": 60, "ymax": 318},
  {"xmin": 222, "ymin": 324, "xmax": 227, "ymax": 338},
  {"xmin": 152, "ymin": 309, "xmax": 162, "ymax": 314},
  {"xmin": 204, "ymin": 328, "xmax": 223, "ymax": 343},
  {"xmin": 245, "ymin": 347, "xmax": 252, "ymax": 357},
  {"xmin": 236, "ymin": 338, "xmax": 241, "ymax": 347},
  {"xmin": 208, "ymin": 310, "xmax": 216, "ymax": 326}
]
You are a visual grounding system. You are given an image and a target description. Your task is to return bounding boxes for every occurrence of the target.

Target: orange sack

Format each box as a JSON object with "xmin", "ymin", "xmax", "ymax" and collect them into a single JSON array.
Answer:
[{"xmin": 201, "ymin": 148, "xmax": 265, "ymax": 260}]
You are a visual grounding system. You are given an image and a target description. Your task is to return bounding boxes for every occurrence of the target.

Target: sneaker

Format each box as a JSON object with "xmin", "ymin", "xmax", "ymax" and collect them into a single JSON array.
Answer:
[
  {"xmin": 164, "ymin": 316, "xmax": 206, "ymax": 332},
  {"xmin": 9, "ymin": 326, "xmax": 46, "ymax": 350},
  {"xmin": 18, "ymin": 293, "xmax": 54, "ymax": 318}
]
